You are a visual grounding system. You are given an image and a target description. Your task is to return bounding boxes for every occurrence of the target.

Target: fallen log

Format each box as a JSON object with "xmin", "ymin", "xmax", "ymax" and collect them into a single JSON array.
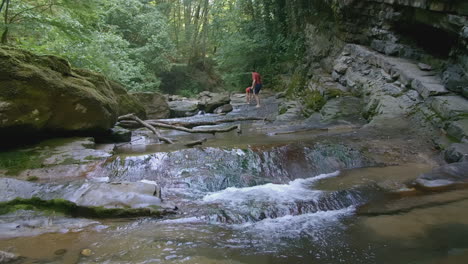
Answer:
[
  {"xmin": 149, "ymin": 116, "xmax": 267, "ymax": 128},
  {"xmin": 118, "ymin": 120, "xmax": 242, "ymax": 134},
  {"xmin": 147, "ymin": 122, "xmax": 241, "ymax": 134},
  {"xmin": 118, "ymin": 114, "xmax": 174, "ymax": 144}
]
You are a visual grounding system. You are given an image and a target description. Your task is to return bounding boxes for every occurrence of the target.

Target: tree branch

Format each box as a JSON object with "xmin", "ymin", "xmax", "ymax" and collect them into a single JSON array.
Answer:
[
  {"xmin": 118, "ymin": 114, "xmax": 174, "ymax": 144},
  {"xmin": 9, "ymin": 3, "xmax": 55, "ymax": 24}
]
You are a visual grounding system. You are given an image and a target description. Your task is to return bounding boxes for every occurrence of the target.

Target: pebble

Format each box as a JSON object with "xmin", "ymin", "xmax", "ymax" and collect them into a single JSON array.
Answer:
[
  {"xmin": 418, "ymin": 63, "xmax": 432, "ymax": 71},
  {"xmin": 81, "ymin": 249, "xmax": 92, "ymax": 256}
]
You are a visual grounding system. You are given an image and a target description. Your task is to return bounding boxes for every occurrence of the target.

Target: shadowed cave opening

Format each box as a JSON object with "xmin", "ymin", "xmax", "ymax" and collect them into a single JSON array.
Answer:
[{"xmin": 394, "ymin": 21, "xmax": 458, "ymax": 58}]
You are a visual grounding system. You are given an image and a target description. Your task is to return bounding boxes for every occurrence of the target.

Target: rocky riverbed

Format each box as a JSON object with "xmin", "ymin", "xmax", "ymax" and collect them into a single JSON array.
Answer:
[
  {"xmin": 1, "ymin": 0, "xmax": 468, "ymax": 260},
  {"xmin": 1, "ymin": 88, "xmax": 467, "ymax": 263}
]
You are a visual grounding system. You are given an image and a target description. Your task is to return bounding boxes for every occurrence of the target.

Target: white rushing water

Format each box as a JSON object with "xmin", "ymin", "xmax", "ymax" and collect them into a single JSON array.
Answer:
[
  {"xmin": 202, "ymin": 171, "xmax": 340, "ymax": 205},
  {"xmin": 234, "ymin": 207, "xmax": 355, "ymax": 239},
  {"xmin": 184, "ymin": 171, "xmax": 355, "ymax": 238}
]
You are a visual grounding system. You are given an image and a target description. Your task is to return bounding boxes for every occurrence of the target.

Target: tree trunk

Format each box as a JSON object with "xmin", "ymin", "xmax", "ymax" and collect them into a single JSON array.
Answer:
[
  {"xmin": 1, "ymin": 27, "xmax": 8, "ymax": 44},
  {"xmin": 1, "ymin": 0, "xmax": 10, "ymax": 44}
]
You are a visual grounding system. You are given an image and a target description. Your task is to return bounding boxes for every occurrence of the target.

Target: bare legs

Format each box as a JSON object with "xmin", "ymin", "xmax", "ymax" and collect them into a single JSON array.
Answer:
[
  {"xmin": 254, "ymin": 93, "xmax": 260, "ymax": 108},
  {"xmin": 246, "ymin": 90, "xmax": 252, "ymax": 103}
]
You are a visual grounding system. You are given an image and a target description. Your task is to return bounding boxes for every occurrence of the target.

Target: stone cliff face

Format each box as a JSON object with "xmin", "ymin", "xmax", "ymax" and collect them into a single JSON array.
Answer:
[
  {"xmin": 301, "ymin": 0, "xmax": 468, "ymax": 146},
  {"xmin": 0, "ymin": 46, "xmax": 145, "ymax": 146}
]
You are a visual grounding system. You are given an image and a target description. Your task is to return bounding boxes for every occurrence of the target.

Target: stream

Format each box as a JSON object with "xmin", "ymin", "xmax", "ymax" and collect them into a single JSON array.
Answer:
[
  {"xmin": 3, "ymin": 162, "xmax": 468, "ymax": 264},
  {"xmin": 1, "ymin": 93, "xmax": 468, "ymax": 264}
]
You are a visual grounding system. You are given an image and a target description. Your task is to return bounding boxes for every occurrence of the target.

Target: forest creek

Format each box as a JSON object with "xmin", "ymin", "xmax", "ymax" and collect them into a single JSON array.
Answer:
[{"xmin": 1, "ymin": 0, "xmax": 468, "ymax": 264}]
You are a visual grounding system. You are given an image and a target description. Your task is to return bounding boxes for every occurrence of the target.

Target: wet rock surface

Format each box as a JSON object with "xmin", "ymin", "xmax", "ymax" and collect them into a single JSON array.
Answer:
[
  {"xmin": 108, "ymin": 126, "xmax": 132, "ymax": 143},
  {"xmin": 0, "ymin": 137, "xmax": 112, "ymax": 181},
  {"xmin": 0, "ymin": 250, "xmax": 20, "ymax": 263},
  {"xmin": 0, "ymin": 210, "xmax": 101, "ymax": 239},
  {"xmin": 0, "ymin": 178, "xmax": 169, "ymax": 210},
  {"xmin": 445, "ymin": 143, "xmax": 468, "ymax": 163},
  {"xmin": 415, "ymin": 162, "xmax": 468, "ymax": 190},
  {"xmin": 320, "ymin": 96, "xmax": 364, "ymax": 122}
]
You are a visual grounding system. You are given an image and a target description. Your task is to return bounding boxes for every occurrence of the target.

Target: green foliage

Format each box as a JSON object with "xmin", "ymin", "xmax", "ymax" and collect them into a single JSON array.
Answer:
[
  {"xmin": 159, "ymin": 59, "xmax": 221, "ymax": 95},
  {"xmin": 212, "ymin": 0, "xmax": 306, "ymax": 91},
  {"xmin": 304, "ymin": 90, "xmax": 326, "ymax": 112},
  {"xmin": 2, "ymin": 0, "xmax": 174, "ymax": 92},
  {"xmin": 1, "ymin": 0, "xmax": 317, "ymax": 95},
  {"xmin": 286, "ymin": 72, "xmax": 307, "ymax": 97}
]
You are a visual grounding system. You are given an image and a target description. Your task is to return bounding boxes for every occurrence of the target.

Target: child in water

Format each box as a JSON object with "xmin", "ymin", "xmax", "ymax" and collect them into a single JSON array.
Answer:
[{"xmin": 245, "ymin": 86, "xmax": 253, "ymax": 104}]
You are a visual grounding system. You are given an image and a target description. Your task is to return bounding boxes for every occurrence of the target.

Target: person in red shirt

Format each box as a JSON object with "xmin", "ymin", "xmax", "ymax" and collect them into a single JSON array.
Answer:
[{"xmin": 251, "ymin": 71, "xmax": 262, "ymax": 108}]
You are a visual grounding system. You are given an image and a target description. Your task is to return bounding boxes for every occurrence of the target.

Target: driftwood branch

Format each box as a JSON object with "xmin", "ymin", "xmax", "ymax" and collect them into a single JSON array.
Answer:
[
  {"xmin": 184, "ymin": 138, "xmax": 207, "ymax": 147},
  {"xmin": 118, "ymin": 114, "xmax": 174, "ymax": 144}
]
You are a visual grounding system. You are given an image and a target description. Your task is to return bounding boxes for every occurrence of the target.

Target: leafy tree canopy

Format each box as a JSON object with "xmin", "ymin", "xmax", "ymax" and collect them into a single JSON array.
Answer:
[{"xmin": 1, "ymin": 0, "xmax": 314, "ymax": 94}]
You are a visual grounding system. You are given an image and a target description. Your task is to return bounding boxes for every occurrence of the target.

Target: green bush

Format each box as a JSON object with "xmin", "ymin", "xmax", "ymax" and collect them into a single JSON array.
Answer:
[{"xmin": 304, "ymin": 90, "xmax": 326, "ymax": 112}]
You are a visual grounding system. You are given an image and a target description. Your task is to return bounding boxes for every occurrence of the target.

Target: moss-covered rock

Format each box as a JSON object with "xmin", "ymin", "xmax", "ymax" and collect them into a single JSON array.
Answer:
[
  {"xmin": 0, "ymin": 197, "xmax": 169, "ymax": 218},
  {"xmin": 0, "ymin": 46, "xmax": 146, "ymax": 146},
  {"xmin": 0, "ymin": 178, "xmax": 177, "ymax": 218}
]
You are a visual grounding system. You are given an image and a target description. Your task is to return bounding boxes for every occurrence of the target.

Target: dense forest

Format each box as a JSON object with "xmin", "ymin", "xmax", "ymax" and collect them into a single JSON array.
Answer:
[{"xmin": 0, "ymin": 0, "xmax": 317, "ymax": 96}]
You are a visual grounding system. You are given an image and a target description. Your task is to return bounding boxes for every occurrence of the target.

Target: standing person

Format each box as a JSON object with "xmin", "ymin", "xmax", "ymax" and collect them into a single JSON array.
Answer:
[{"xmin": 251, "ymin": 70, "xmax": 262, "ymax": 108}]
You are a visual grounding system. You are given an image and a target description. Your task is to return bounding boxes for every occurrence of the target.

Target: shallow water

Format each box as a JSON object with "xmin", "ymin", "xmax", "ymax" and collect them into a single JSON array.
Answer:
[
  {"xmin": 0, "ymin": 94, "xmax": 463, "ymax": 263},
  {"xmin": 2, "ymin": 163, "xmax": 468, "ymax": 264}
]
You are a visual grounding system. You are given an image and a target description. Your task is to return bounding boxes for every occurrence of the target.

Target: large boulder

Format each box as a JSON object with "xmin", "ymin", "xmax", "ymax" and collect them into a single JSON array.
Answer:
[
  {"xmin": 414, "ymin": 162, "xmax": 468, "ymax": 190},
  {"xmin": 444, "ymin": 143, "xmax": 468, "ymax": 163},
  {"xmin": 442, "ymin": 65, "xmax": 468, "ymax": 96},
  {"xmin": 446, "ymin": 119, "xmax": 468, "ymax": 142},
  {"xmin": 214, "ymin": 104, "xmax": 233, "ymax": 114},
  {"xmin": 430, "ymin": 96, "xmax": 468, "ymax": 121},
  {"xmin": 198, "ymin": 92, "xmax": 231, "ymax": 113},
  {"xmin": 0, "ymin": 178, "xmax": 174, "ymax": 211},
  {"xmin": 109, "ymin": 126, "xmax": 132, "ymax": 143},
  {"xmin": 131, "ymin": 92, "xmax": 170, "ymax": 119},
  {"xmin": 168, "ymin": 100, "xmax": 199, "ymax": 117},
  {"xmin": 0, "ymin": 46, "xmax": 144, "ymax": 146},
  {"xmin": 63, "ymin": 181, "xmax": 164, "ymax": 209}
]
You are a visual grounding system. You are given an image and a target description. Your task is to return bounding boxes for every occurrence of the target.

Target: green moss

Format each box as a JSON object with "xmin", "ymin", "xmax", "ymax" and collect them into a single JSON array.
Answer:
[
  {"xmin": 0, "ymin": 197, "xmax": 171, "ymax": 218},
  {"xmin": 84, "ymin": 155, "xmax": 97, "ymax": 161},
  {"xmin": 279, "ymin": 106, "xmax": 288, "ymax": 115},
  {"xmin": 117, "ymin": 93, "xmax": 146, "ymax": 118},
  {"xmin": 304, "ymin": 90, "xmax": 326, "ymax": 112},
  {"xmin": 325, "ymin": 88, "xmax": 345, "ymax": 99},
  {"xmin": 0, "ymin": 137, "xmax": 92, "ymax": 175},
  {"xmin": 0, "ymin": 149, "xmax": 43, "ymax": 175}
]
